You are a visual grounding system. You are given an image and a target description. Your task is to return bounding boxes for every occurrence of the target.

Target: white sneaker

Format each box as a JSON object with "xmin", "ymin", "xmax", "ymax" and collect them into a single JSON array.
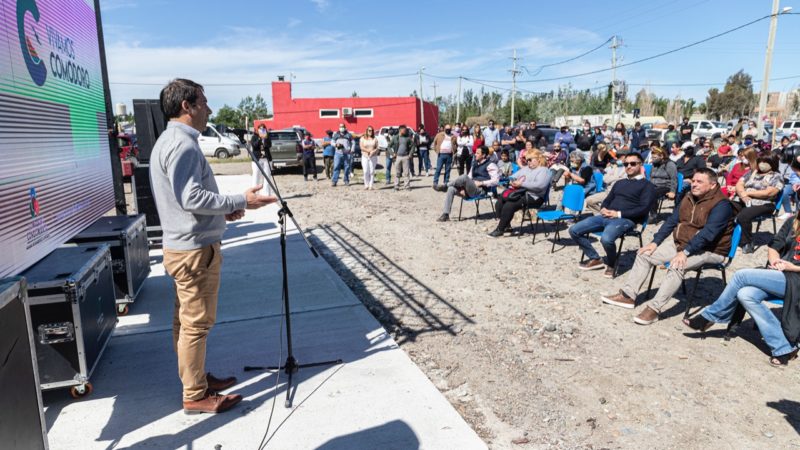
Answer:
[{"xmin": 779, "ymin": 212, "xmax": 794, "ymax": 220}]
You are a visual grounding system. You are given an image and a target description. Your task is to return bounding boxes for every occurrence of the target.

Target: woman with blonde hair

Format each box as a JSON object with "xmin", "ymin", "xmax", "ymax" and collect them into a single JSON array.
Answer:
[
  {"xmin": 360, "ymin": 126, "xmax": 379, "ymax": 189},
  {"xmin": 489, "ymin": 148, "xmax": 551, "ymax": 237}
]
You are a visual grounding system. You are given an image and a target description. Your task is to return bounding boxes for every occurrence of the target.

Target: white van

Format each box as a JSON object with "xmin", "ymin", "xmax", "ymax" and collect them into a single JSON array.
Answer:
[{"xmin": 198, "ymin": 123, "xmax": 242, "ymax": 159}]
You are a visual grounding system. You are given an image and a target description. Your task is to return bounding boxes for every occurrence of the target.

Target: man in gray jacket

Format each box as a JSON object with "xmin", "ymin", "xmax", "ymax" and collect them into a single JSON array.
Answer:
[
  {"xmin": 389, "ymin": 125, "xmax": 416, "ymax": 190},
  {"xmin": 150, "ymin": 79, "xmax": 276, "ymax": 415}
]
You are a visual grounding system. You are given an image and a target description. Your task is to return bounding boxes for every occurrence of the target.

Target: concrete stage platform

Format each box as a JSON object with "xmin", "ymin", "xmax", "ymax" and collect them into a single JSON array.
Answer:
[{"xmin": 44, "ymin": 175, "xmax": 485, "ymax": 450}]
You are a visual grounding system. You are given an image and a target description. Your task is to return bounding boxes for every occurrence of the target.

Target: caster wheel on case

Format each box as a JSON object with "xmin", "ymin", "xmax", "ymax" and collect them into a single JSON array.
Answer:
[
  {"xmin": 117, "ymin": 304, "xmax": 130, "ymax": 316},
  {"xmin": 70, "ymin": 382, "xmax": 93, "ymax": 399}
]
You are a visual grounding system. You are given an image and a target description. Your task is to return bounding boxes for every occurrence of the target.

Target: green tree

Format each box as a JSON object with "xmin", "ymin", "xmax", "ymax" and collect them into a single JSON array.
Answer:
[
  {"xmin": 211, "ymin": 105, "xmax": 240, "ymax": 128},
  {"xmin": 237, "ymin": 94, "xmax": 270, "ymax": 121},
  {"xmin": 705, "ymin": 70, "xmax": 755, "ymax": 120}
]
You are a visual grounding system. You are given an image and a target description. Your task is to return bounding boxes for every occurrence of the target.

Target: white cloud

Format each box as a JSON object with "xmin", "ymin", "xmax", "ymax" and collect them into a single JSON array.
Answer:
[
  {"xmin": 288, "ymin": 18, "xmax": 302, "ymax": 28},
  {"xmin": 101, "ymin": 0, "xmax": 138, "ymax": 11},
  {"xmin": 310, "ymin": 0, "xmax": 329, "ymax": 12}
]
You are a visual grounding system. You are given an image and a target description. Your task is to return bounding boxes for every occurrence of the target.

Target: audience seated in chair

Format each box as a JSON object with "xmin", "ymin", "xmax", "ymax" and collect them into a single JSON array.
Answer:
[
  {"xmin": 721, "ymin": 147, "xmax": 755, "ymax": 197},
  {"xmin": 489, "ymin": 149, "xmax": 551, "ymax": 238},
  {"xmin": 585, "ymin": 160, "xmax": 626, "ymax": 214},
  {"xmin": 732, "ymin": 155, "xmax": 783, "ymax": 254},
  {"xmin": 563, "ymin": 151, "xmax": 595, "ymax": 196},
  {"xmin": 648, "ymin": 146, "xmax": 678, "ymax": 221},
  {"xmin": 601, "ymin": 168, "xmax": 735, "ymax": 325},
  {"xmin": 568, "ymin": 153, "xmax": 656, "ymax": 279},
  {"xmin": 436, "ymin": 145, "xmax": 499, "ymax": 222}
]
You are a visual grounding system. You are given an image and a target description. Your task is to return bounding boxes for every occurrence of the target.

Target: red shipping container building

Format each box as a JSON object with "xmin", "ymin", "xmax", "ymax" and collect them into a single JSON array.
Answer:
[{"xmin": 254, "ymin": 80, "xmax": 440, "ymax": 137}]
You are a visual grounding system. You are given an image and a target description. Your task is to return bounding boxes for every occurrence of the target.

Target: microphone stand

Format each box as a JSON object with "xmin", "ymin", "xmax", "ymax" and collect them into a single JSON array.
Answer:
[{"xmin": 242, "ymin": 146, "xmax": 342, "ymax": 408}]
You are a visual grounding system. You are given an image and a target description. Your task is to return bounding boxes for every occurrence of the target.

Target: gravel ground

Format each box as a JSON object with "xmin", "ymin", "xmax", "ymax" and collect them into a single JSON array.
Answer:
[{"xmin": 211, "ymin": 161, "xmax": 800, "ymax": 449}]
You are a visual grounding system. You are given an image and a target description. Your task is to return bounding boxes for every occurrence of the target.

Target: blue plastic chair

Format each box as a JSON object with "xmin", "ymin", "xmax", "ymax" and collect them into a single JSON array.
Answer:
[
  {"xmin": 676, "ymin": 172, "xmax": 685, "ymax": 193},
  {"xmin": 647, "ymin": 224, "xmax": 742, "ymax": 318},
  {"xmin": 511, "ymin": 162, "xmax": 520, "ymax": 173},
  {"xmin": 644, "ymin": 163, "xmax": 652, "ymax": 180},
  {"xmin": 754, "ymin": 189, "xmax": 784, "ymax": 235},
  {"xmin": 593, "ymin": 171, "xmax": 604, "ymax": 193},
  {"xmin": 532, "ymin": 184, "xmax": 585, "ymax": 252},
  {"xmin": 458, "ymin": 185, "xmax": 498, "ymax": 223},
  {"xmin": 581, "ymin": 216, "xmax": 649, "ymax": 278}
]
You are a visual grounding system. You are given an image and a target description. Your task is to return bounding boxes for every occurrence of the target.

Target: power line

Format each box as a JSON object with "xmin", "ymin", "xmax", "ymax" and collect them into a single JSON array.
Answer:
[
  {"xmin": 628, "ymin": 73, "xmax": 800, "ymax": 88},
  {"xmin": 523, "ymin": 36, "xmax": 613, "ymax": 77},
  {"xmin": 110, "ymin": 72, "xmax": 418, "ymax": 87}
]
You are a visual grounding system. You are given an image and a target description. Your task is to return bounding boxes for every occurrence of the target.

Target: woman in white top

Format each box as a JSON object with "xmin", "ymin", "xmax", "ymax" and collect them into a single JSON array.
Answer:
[
  {"xmin": 360, "ymin": 126, "xmax": 379, "ymax": 190},
  {"xmin": 456, "ymin": 124, "xmax": 474, "ymax": 176}
]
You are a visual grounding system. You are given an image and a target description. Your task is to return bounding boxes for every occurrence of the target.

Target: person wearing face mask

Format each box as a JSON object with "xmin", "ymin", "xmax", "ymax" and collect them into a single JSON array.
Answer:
[
  {"xmin": 322, "ymin": 130, "xmax": 336, "ymax": 179},
  {"xmin": 612, "ymin": 122, "xmax": 627, "ymax": 145},
  {"xmin": 414, "ymin": 125, "xmax": 432, "ymax": 176},
  {"xmin": 482, "ymin": 120, "xmax": 500, "ymax": 147},
  {"xmin": 555, "ymin": 126, "xmax": 575, "ymax": 151},
  {"xmin": 590, "ymin": 142, "xmax": 613, "ymax": 170},
  {"xmin": 331, "ymin": 123, "xmax": 354, "ymax": 187},
  {"xmin": 664, "ymin": 123, "xmax": 680, "ymax": 150},
  {"xmin": 675, "ymin": 143, "xmax": 706, "ymax": 186},
  {"xmin": 455, "ymin": 125, "xmax": 474, "ymax": 177},
  {"xmin": 734, "ymin": 156, "xmax": 784, "ymax": 253},
  {"xmin": 563, "ymin": 152, "xmax": 595, "ymax": 196},
  {"xmin": 250, "ymin": 124, "xmax": 274, "ymax": 196},
  {"xmin": 360, "ymin": 126, "xmax": 379, "ymax": 190},
  {"xmin": 722, "ymin": 147, "xmax": 755, "ymax": 197},
  {"xmin": 648, "ymin": 147, "xmax": 677, "ymax": 222},
  {"xmin": 629, "ymin": 121, "xmax": 647, "ymax": 152},
  {"xmin": 389, "ymin": 125, "xmax": 416, "ymax": 190},
  {"xmin": 679, "ymin": 117, "xmax": 693, "ymax": 142},
  {"xmin": 432, "ymin": 124, "xmax": 458, "ymax": 189},
  {"xmin": 489, "ymin": 149, "xmax": 551, "ymax": 236},
  {"xmin": 575, "ymin": 121, "xmax": 595, "ymax": 162}
]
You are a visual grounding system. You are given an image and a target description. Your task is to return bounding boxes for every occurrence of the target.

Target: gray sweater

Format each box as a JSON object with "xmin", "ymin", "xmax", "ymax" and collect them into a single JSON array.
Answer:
[
  {"xmin": 512, "ymin": 166, "xmax": 551, "ymax": 200},
  {"xmin": 150, "ymin": 121, "xmax": 247, "ymax": 250}
]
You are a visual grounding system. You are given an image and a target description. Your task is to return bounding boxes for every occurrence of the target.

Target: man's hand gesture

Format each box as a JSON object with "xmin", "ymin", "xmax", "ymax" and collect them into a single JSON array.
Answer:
[{"xmin": 245, "ymin": 185, "xmax": 278, "ymax": 209}]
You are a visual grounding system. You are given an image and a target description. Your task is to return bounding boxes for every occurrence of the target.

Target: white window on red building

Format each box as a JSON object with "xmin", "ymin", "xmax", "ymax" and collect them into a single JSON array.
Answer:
[
  {"xmin": 319, "ymin": 109, "xmax": 340, "ymax": 118},
  {"xmin": 354, "ymin": 108, "xmax": 374, "ymax": 118}
]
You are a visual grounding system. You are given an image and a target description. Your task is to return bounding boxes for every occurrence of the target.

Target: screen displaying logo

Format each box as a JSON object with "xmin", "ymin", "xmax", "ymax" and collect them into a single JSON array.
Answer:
[
  {"xmin": 17, "ymin": 0, "xmax": 48, "ymax": 86},
  {"xmin": 29, "ymin": 187, "xmax": 40, "ymax": 217}
]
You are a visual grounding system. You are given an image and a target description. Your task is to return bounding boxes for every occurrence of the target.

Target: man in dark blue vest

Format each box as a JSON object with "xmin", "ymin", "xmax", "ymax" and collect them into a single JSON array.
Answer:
[{"xmin": 437, "ymin": 146, "xmax": 499, "ymax": 222}]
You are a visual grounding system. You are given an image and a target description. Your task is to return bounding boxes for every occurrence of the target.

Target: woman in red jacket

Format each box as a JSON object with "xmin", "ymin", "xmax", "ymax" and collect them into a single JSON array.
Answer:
[{"xmin": 722, "ymin": 147, "xmax": 755, "ymax": 197}]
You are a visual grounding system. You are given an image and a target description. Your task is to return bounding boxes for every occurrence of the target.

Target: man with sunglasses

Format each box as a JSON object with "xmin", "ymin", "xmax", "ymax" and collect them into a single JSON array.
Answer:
[
  {"xmin": 568, "ymin": 153, "xmax": 656, "ymax": 279},
  {"xmin": 600, "ymin": 168, "xmax": 735, "ymax": 325}
]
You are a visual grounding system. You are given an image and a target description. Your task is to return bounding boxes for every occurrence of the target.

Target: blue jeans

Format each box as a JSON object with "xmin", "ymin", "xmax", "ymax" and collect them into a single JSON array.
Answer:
[
  {"xmin": 781, "ymin": 183, "xmax": 796, "ymax": 213},
  {"xmin": 385, "ymin": 156, "xmax": 393, "ymax": 182},
  {"xmin": 332, "ymin": 152, "xmax": 351, "ymax": 185},
  {"xmin": 568, "ymin": 215, "xmax": 635, "ymax": 266},
  {"xmin": 433, "ymin": 153, "xmax": 453, "ymax": 186},
  {"xmin": 702, "ymin": 269, "xmax": 795, "ymax": 357},
  {"xmin": 418, "ymin": 149, "xmax": 431, "ymax": 172}
]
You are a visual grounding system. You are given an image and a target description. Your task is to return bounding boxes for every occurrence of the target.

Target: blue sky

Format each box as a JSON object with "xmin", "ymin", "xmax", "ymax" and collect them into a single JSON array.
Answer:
[{"xmin": 101, "ymin": 0, "xmax": 800, "ymax": 115}]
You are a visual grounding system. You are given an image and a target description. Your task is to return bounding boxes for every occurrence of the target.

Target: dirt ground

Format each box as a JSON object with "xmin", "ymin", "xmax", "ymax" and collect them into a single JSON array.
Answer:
[{"xmin": 211, "ymin": 161, "xmax": 800, "ymax": 449}]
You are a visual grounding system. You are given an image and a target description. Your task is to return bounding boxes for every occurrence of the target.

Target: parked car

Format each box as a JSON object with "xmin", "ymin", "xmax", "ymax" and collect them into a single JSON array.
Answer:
[
  {"xmin": 688, "ymin": 120, "xmax": 727, "ymax": 145},
  {"xmin": 646, "ymin": 128, "xmax": 667, "ymax": 144},
  {"xmin": 199, "ymin": 123, "xmax": 243, "ymax": 159},
  {"xmin": 267, "ymin": 128, "xmax": 303, "ymax": 169},
  {"xmin": 777, "ymin": 120, "xmax": 800, "ymax": 138}
]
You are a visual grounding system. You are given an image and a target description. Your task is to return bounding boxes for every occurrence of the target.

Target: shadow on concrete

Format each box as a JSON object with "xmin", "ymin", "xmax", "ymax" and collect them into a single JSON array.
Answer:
[
  {"xmin": 766, "ymin": 399, "xmax": 800, "ymax": 436},
  {"xmin": 223, "ymin": 220, "xmax": 278, "ymax": 240},
  {"xmin": 314, "ymin": 420, "xmax": 420, "ymax": 450},
  {"xmin": 308, "ymin": 222, "xmax": 475, "ymax": 345}
]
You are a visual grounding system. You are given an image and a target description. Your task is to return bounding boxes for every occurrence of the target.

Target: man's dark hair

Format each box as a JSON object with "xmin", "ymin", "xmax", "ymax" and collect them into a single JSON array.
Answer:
[
  {"xmin": 624, "ymin": 152, "xmax": 643, "ymax": 163},
  {"xmin": 160, "ymin": 78, "xmax": 204, "ymax": 119},
  {"xmin": 477, "ymin": 145, "xmax": 490, "ymax": 156},
  {"xmin": 694, "ymin": 167, "xmax": 718, "ymax": 183}
]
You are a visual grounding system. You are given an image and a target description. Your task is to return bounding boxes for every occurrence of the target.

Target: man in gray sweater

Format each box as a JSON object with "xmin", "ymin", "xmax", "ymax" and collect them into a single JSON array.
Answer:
[
  {"xmin": 150, "ymin": 79, "xmax": 276, "ymax": 415},
  {"xmin": 389, "ymin": 125, "xmax": 416, "ymax": 190}
]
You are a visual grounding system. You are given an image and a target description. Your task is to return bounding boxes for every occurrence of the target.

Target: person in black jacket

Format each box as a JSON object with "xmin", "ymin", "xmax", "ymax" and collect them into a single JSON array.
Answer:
[
  {"xmin": 568, "ymin": 153, "xmax": 656, "ymax": 279},
  {"xmin": 250, "ymin": 125, "xmax": 273, "ymax": 195},
  {"xmin": 524, "ymin": 119, "xmax": 543, "ymax": 145},
  {"xmin": 629, "ymin": 121, "xmax": 647, "ymax": 151}
]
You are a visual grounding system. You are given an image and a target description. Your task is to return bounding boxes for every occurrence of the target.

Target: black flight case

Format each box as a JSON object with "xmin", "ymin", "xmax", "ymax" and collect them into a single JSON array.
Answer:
[
  {"xmin": 68, "ymin": 214, "xmax": 150, "ymax": 315},
  {"xmin": 0, "ymin": 277, "xmax": 49, "ymax": 449},
  {"xmin": 21, "ymin": 244, "xmax": 117, "ymax": 398}
]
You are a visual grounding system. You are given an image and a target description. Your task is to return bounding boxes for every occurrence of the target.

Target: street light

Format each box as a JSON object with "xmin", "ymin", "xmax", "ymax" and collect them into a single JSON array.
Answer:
[
  {"xmin": 418, "ymin": 67, "xmax": 426, "ymax": 129},
  {"xmin": 757, "ymin": 1, "xmax": 792, "ymax": 137}
]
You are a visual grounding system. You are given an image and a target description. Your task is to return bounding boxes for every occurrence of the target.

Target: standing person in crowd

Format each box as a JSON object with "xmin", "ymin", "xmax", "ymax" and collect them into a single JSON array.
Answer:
[
  {"xmin": 432, "ymin": 124, "xmax": 458, "ymax": 190},
  {"xmin": 436, "ymin": 146, "xmax": 499, "ymax": 222},
  {"xmin": 151, "ymin": 79, "xmax": 277, "ymax": 414},
  {"xmin": 331, "ymin": 123, "xmax": 354, "ymax": 187},
  {"xmin": 250, "ymin": 124, "xmax": 273, "ymax": 196},
  {"xmin": 455, "ymin": 124, "xmax": 473, "ymax": 176},
  {"xmin": 648, "ymin": 147, "xmax": 678, "ymax": 221},
  {"xmin": 575, "ymin": 121, "xmax": 595, "ymax": 162},
  {"xmin": 629, "ymin": 121, "xmax": 647, "ymax": 151},
  {"xmin": 733, "ymin": 155, "xmax": 783, "ymax": 254},
  {"xmin": 743, "ymin": 120, "xmax": 759, "ymax": 138},
  {"xmin": 524, "ymin": 119, "xmax": 544, "ymax": 146},
  {"xmin": 591, "ymin": 142, "xmax": 614, "ymax": 170},
  {"xmin": 379, "ymin": 129, "xmax": 393, "ymax": 184},
  {"xmin": 390, "ymin": 125, "xmax": 416, "ymax": 190},
  {"xmin": 555, "ymin": 125, "xmax": 575, "ymax": 151},
  {"xmin": 601, "ymin": 168, "xmax": 734, "ymax": 325},
  {"xmin": 360, "ymin": 126, "xmax": 379, "ymax": 190},
  {"xmin": 568, "ymin": 153, "xmax": 656, "ymax": 278},
  {"xmin": 513, "ymin": 127, "xmax": 527, "ymax": 162},
  {"xmin": 500, "ymin": 124, "xmax": 516, "ymax": 154},
  {"xmin": 415, "ymin": 125, "xmax": 432, "ymax": 176},
  {"xmin": 490, "ymin": 148, "xmax": 551, "ymax": 237},
  {"xmin": 585, "ymin": 159, "xmax": 627, "ymax": 213},
  {"xmin": 452, "ymin": 122, "xmax": 462, "ymax": 136},
  {"xmin": 612, "ymin": 122, "xmax": 627, "ymax": 145},
  {"xmin": 483, "ymin": 119, "xmax": 500, "ymax": 147},
  {"xmin": 466, "ymin": 124, "xmax": 484, "ymax": 172},
  {"xmin": 684, "ymin": 157, "xmax": 800, "ymax": 366},
  {"xmin": 563, "ymin": 152, "xmax": 595, "ymax": 195},
  {"xmin": 300, "ymin": 131, "xmax": 317, "ymax": 182},
  {"xmin": 322, "ymin": 130, "xmax": 335, "ymax": 179},
  {"xmin": 664, "ymin": 123, "xmax": 680, "ymax": 150},
  {"xmin": 679, "ymin": 117, "xmax": 694, "ymax": 142}
]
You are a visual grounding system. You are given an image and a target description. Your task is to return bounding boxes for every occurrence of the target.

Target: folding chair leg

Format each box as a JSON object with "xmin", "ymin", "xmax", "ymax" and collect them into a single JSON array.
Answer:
[
  {"xmin": 725, "ymin": 303, "xmax": 748, "ymax": 341},
  {"xmin": 755, "ymin": 220, "xmax": 761, "ymax": 234},
  {"xmin": 550, "ymin": 220, "xmax": 560, "ymax": 253},
  {"xmin": 773, "ymin": 217, "xmax": 777, "ymax": 234},
  {"xmin": 684, "ymin": 269, "xmax": 703, "ymax": 319},
  {"xmin": 613, "ymin": 236, "xmax": 625, "ymax": 278},
  {"xmin": 474, "ymin": 200, "xmax": 480, "ymax": 224},
  {"xmin": 458, "ymin": 198, "xmax": 464, "ymax": 221},
  {"xmin": 532, "ymin": 218, "xmax": 540, "ymax": 244},
  {"xmin": 647, "ymin": 266, "xmax": 656, "ymax": 299}
]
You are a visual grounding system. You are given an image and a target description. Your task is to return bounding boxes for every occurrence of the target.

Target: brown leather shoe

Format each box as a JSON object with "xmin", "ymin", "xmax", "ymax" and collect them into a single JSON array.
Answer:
[
  {"xmin": 579, "ymin": 258, "xmax": 605, "ymax": 271},
  {"xmin": 183, "ymin": 392, "xmax": 242, "ymax": 415},
  {"xmin": 633, "ymin": 306, "xmax": 660, "ymax": 325},
  {"xmin": 207, "ymin": 372, "xmax": 237, "ymax": 392},
  {"xmin": 601, "ymin": 290, "xmax": 635, "ymax": 309}
]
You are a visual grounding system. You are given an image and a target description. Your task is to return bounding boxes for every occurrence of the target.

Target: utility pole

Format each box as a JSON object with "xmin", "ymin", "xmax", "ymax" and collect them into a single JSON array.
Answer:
[
  {"xmin": 418, "ymin": 67, "xmax": 426, "ymax": 127},
  {"xmin": 509, "ymin": 49, "xmax": 521, "ymax": 126},
  {"xmin": 610, "ymin": 36, "xmax": 620, "ymax": 125},
  {"xmin": 430, "ymin": 81, "xmax": 439, "ymax": 103},
  {"xmin": 456, "ymin": 76, "xmax": 462, "ymax": 125},
  {"xmin": 757, "ymin": 0, "xmax": 791, "ymax": 136}
]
